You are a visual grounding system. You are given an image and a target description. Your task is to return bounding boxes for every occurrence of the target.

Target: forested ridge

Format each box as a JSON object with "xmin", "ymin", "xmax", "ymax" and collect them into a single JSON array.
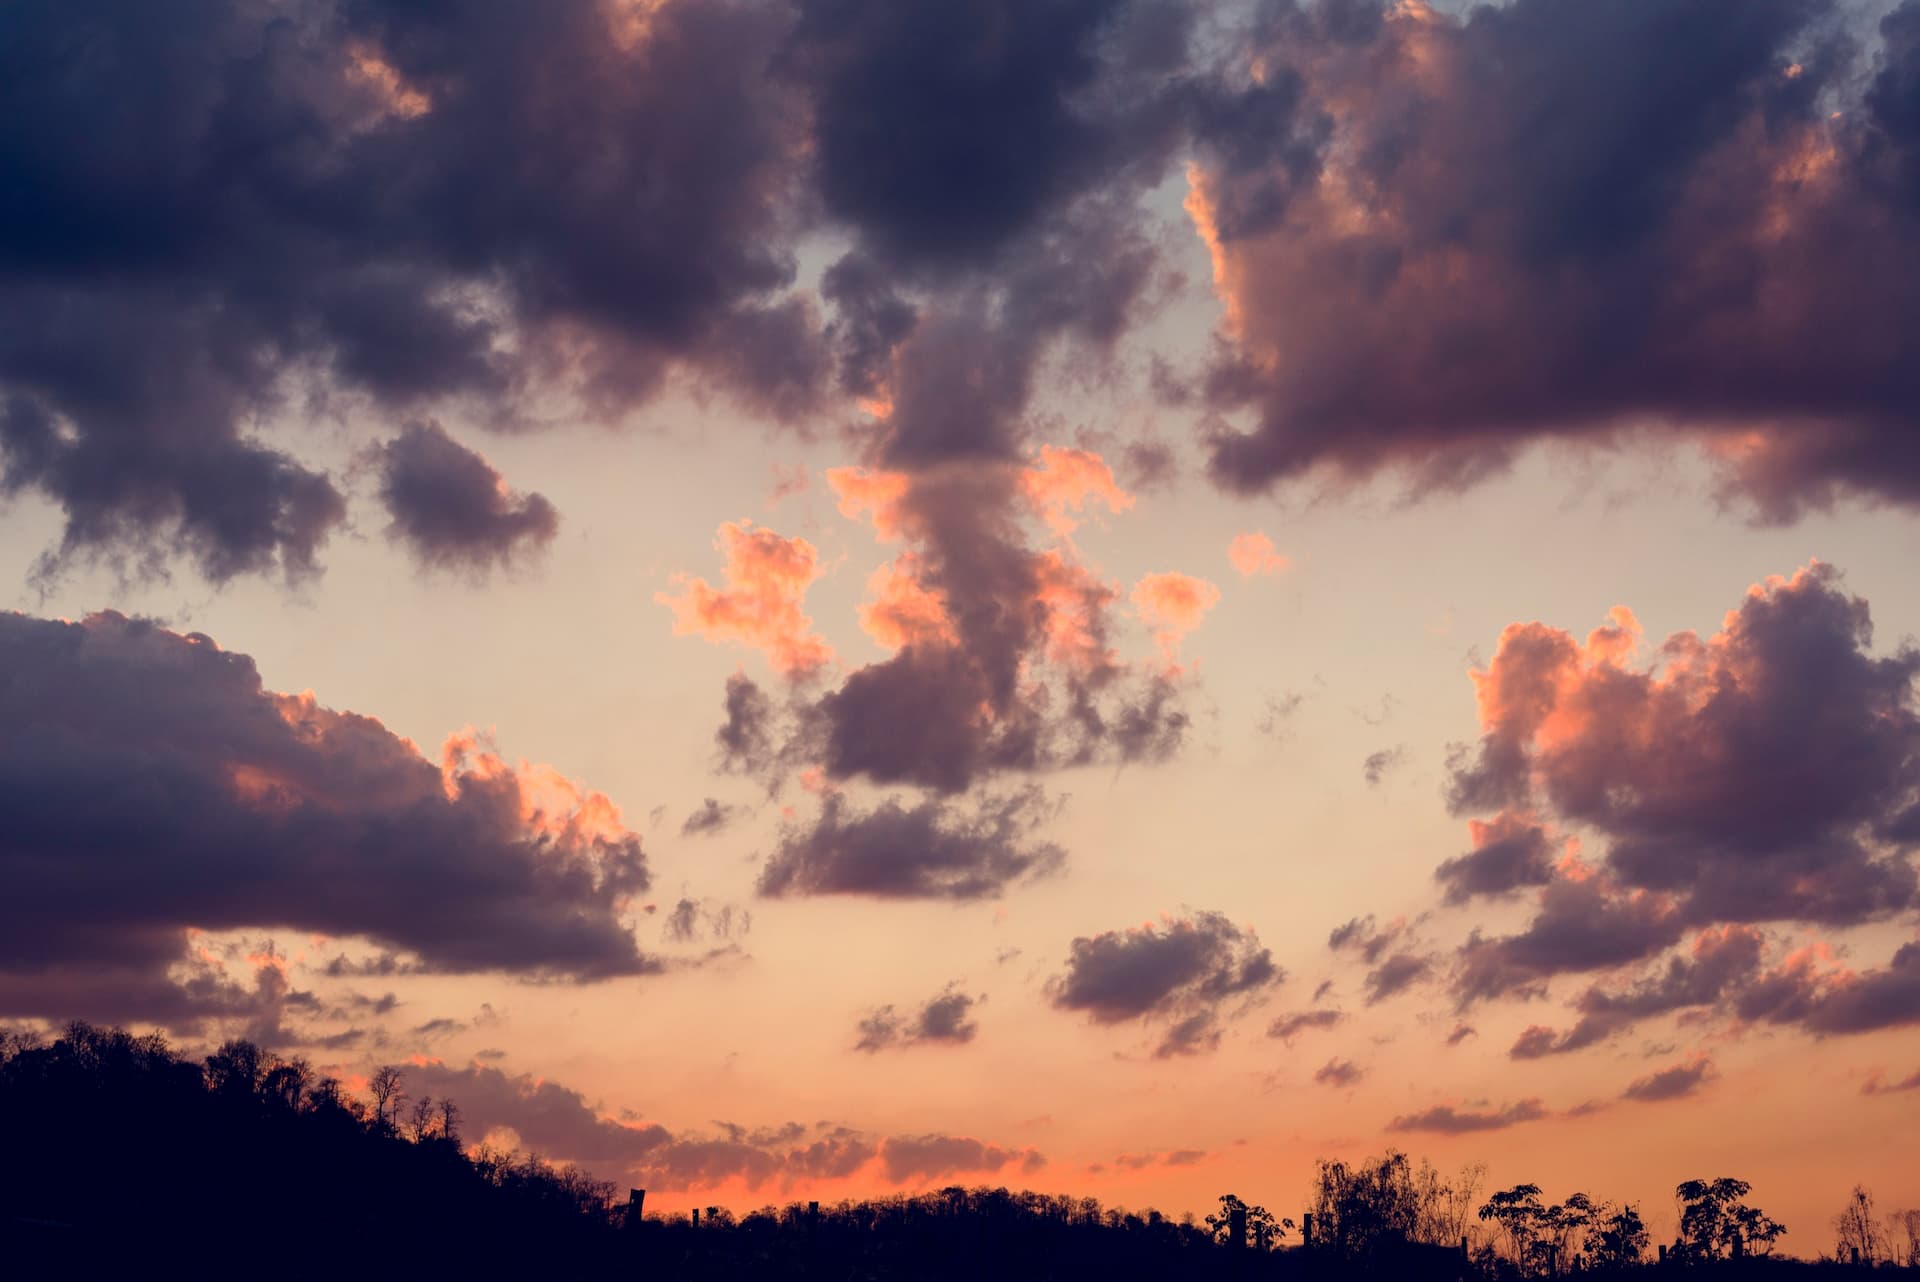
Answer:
[{"xmin": 2, "ymin": 1024, "xmax": 1910, "ymax": 1279}]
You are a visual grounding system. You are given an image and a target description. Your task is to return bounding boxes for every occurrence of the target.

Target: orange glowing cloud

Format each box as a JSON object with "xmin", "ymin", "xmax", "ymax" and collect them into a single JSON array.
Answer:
[
  {"xmin": 346, "ymin": 42, "xmax": 431, "ymax": 119},
  {"xmin": 858, "ymin": 554, "xmax": 957, "ymax": 651},
  {"xmin": 1227, "ymin": 531, "xmax": 1289, "ymax": 578},
  {"xmin": 1022, "ymin": 445, "xmax": 1133, "ymax": 536},
  {"xmin": 440, "ymin": 728, "xmax": 634, "ymax": 851},
  {"xmin": 1130, "ymin": 572, "xmax": 1222, "ymax": 667},
  {"xmin": 826, "ymin": 467, "xmax": 912, "ymax": 541},
  {"xmin": 1034, "ymin": 550, "xmax": 1118, "ymax": 673},
  {"xmin": 658, "ymin": 521, "xmax": 833, "ymax": 675}
]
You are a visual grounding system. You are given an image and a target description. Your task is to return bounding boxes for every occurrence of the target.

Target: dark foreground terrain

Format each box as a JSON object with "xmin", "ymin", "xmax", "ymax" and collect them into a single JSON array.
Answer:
[{"xmin": 1, "ymin": 1024, "xmax": 1906, "ymax": 1279}]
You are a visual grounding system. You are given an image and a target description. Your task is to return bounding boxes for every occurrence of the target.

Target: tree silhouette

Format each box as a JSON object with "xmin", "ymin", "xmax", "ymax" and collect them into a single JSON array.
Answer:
[
  {"xmin": 1203, "ymin": 1193, "xmax": 1292, "ymax": 1249},
  {"xmin": 1831, "ymin": 1184, "xmax": 1887, "ymax": 1265},
  {"xmin": 1674, "ymin": 1177, "xmax": 1786, "ymax": 1260},
  {"xmin": 368, "ymin": 1063, "xmax": 406, "ymax": 1131},
  {"xmin": 1586, "ymin": 1199, "xmax": 1650, "ymax": 1269}
]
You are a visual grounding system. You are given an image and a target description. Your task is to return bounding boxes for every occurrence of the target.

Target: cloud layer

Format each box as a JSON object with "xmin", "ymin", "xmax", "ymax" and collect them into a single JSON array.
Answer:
[{"xmin": 0, "ymin": 611, "xmax": 654, "ymax": 1025}]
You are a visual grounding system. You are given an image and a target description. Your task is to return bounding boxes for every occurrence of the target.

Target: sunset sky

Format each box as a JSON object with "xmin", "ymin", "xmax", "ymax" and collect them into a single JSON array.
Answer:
[{"xmin": 3, "ymin": 0, "xmax": 1919, "ymax": 1251}]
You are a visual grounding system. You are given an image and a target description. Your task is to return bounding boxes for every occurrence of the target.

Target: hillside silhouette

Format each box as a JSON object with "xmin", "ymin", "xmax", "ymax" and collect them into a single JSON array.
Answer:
[{"xmin": 2, "ymin": 1024, "xmax": 1910, "ymax": 1279}]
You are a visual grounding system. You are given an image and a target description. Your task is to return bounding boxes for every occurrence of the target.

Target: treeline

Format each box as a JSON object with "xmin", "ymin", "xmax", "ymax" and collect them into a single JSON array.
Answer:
[{"xmin": 1, "ymin": 1024, "xmax": 1913, "ymax": 1279}]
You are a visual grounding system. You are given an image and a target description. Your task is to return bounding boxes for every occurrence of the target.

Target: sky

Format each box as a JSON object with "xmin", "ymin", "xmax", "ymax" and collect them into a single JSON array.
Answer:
[{"xmin": 2, "ymin": 0, "xmax": 1919, "ymax": 1252}]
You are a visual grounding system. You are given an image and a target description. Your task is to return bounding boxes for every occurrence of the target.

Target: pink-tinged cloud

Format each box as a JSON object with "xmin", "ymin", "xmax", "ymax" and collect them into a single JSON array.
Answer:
[
  {"xmin": 1130, "ymin": 572, "xmax": 1222, "ymax": 667},
  {"xmin": 1022, "ymin": 444, "xmax": 1134, "ymax": 536},
  {"xmin": 826, "ymin": 466, "xmax": 912, "ymax": 541},
  {"xmin": 857, "ymin": 554, "xmax": 957, "ymax": 652},
  {"xmin": 742, "ymin": 461, "xmax": 1193, "ymax": 796},
  {"xmin": 1448, "ymin": 563, "xmax": 1919, "ymax": 932},
  {"xmin": 1227, "ymin": 531, "xmax": 1289, "ymax": 578},
  {"xmin": 658, "ymin": 521, "xmax": 833, "ymax": 675},
  {"xmin": 1187, "ymin": 0, "xmax": 1920, "ymax": 518}
]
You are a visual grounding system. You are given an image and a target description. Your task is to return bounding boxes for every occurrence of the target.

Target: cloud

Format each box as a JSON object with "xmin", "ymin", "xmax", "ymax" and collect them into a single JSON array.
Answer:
[
  {"xmin": 854, "ymin": 986, "xmax": 981, "ymax": 1052},
  {"xmin": 1444, "ymin": 565, "xmax": 1918, "ymax": 1001},
  {"xmin": 1386, "ymin": 1099, "xmax": 1549, "ymax": 1135},
  {"xmin": 1228, "ymin": 531, "xmax": 1289, "ymax": 578},
  {"xmin": 778, "ymin": 461, "xmax": 1199, "ymax": 795},
  {"xmin": 1131, "ymin": 572, "xmax": 1223, "ymax": 667},
  {"xmin": 1453, "ymin": 875, "xmax": 1684, "ymax": 1006},
  {"xmin": 1506, "ymin": 925, "xmax": 1766, "ymax": 1058},
  {"xmin": 662, "ymin": 898, "xmax": 751, "ymax": 947},
  {"xmin": 1190, "ymin": 0, "xmax": 1920, "ymax": 518},
  {"xmin": 1434, "ymin": 812, "xmax": 1558, "ymax": 905},
  {"xmin": 715, "ymin": 673, "xmax": 780, "ymax": 777},
  {"xmin": 1445, "ymin": 1023, "xmax": 1477, "ymax": 1046},
  {"xmin": 659, "ymin": 521, "xmax": 834, "ymax": 675},
  {"xmin": 1738, "ymin": 937, "xmax": 1920, "ymax": 1034},
  {"xmin": 1022, "ymin": 444, "xmax": 1135, "ymax": 536},
  {"xmin": 1114, "ymin": 1148, "xmax": 1209, "ymax": 1170},
  {"xmin": 0, "ymin": 611, "xmax": 654, "ymax": 1024},
  {"xmin": 0, "ymin": 0, "xmax": 826, "ymax": 584},
  {"xmin": 1620, "ymin": 1057, "xmax": 1716, "ymax": 1103},
  {"xmin": 681, "ymin": 798, "xmax": 739, "ymax": 837},
  {"xmin": 877, "ymin": 1134, "xmax": 1046, "ymax": 1185},
  {"xmin": 374, "ymin": 420, "xmax": 557, "ymax": 573},
  {"xmin": 1267, "ymin": 1009, "xmax": 1346, "ymax": 1042},
  {"xmin": 1314, "ymin": 1057, "xmax": 1364, "ymax": 1088},
  {"xmin": 1047, "ymin": 910, "xmax": 1282, "ymax": 1055},
  {"xmin": 1862, "ymin": 1067, "xmax": 1920, "ymax": 1095},
  {"xmin": 1362, "ymin": 745, "xmax": 1408, "ymax": 786},
  {"xmin": 1328, "ymin": 915, "xmax": 1437, "ymax": 1003},
  {"xmin": 383, "ymin": 1059, "xmax": 671, "ymax": 1164},
  {"xmin": 1364, "ymin": 952, "xmax": 1435, "ymax": 1004},
  {"xmin": 757, "ymin": 787, "xmax": 1066, "ymax": 900}
]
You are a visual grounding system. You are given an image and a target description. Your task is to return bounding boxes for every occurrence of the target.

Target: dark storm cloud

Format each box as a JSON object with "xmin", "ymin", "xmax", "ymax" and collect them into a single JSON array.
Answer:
[
  {"xmin": 757, "ymin": 787, "xmax": 1066, "ymax": 900},
  {"xmin": 1194, "ymin": 0, "xmax": 1920, "ymax": 517},
  {"xmin": 1444, "ymin": 565, "xmax": 1918, "ymax": 1004},
  {"xmin": 1267, "ymin": 1008, "xmax": 1345, "ymax": 1041},
  {"xmin": 784, "ymin": 0, "xmax": 1190, "ymax": 270},
  {"xmin": 1047, "ymin": 910, "xmax": 1282, "ymax": 1054},
  {"xmin": 373, "ymin": 421, "xmax": 557, "ymax": 571},
  {"xmin": 0, "ymin": 0, "xmax": 823, "ymax": 582},
  {"xmin": 1386, "ymin": 1099, "xmax": 1548, "ymax": 1135},
  {"xmin": 1620, "ymin": 1058, "xmax": 1715, "ymax": 1103},
  {"xmin": 0, "ymin": 610, "xmax": 654, "ymax": 1021},
  {"xmin": 854, "ymin": 986, "xmax": 981, "ymax": 1052}
]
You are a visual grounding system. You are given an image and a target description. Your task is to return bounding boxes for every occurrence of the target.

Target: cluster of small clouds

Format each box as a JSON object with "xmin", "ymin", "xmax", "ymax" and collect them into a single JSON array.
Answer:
[{"xmin": 854, "ymin": 986, "xmax": 982, "ymax": 1053}]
